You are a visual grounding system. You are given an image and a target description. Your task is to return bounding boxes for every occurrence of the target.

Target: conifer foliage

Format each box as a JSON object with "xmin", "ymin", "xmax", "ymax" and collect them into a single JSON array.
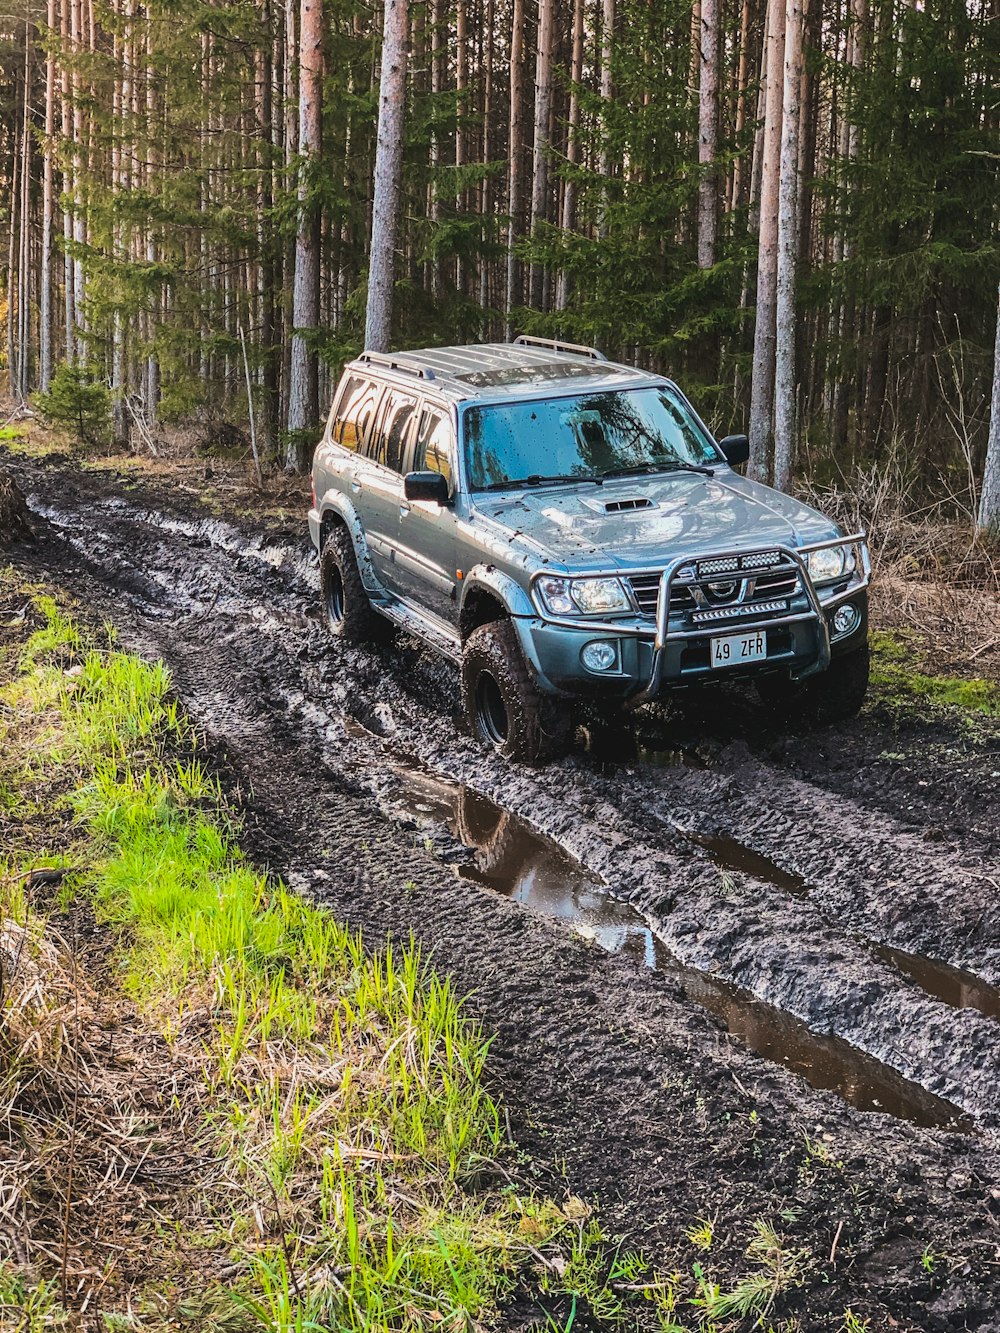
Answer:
[{"xmin": 0, "ymin": 0, "xmax": 997, "ymax": 481}]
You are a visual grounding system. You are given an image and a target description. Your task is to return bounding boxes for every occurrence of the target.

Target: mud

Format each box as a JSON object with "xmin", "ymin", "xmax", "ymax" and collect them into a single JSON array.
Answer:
[
  {"xmin": 7, "ymin": 446, "xmax": 1000, "ymax": 1330},
  {"xmin": 371, "ymin": 750, "xmax": 969, "ymax": 1130}
]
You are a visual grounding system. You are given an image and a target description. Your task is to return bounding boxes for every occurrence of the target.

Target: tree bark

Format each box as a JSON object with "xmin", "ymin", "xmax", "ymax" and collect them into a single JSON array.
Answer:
[
  {"xmin": 364, "ymin": 0, "xmax": 409, "ymax": 352},
  {"xmin": 556, "ymin": 0, "xmax": 584, "ymax": 310},
  {"xmin": 696, "ymin": 0, "xmax": 719, "ymax": 268},
  {"xmin": 528, "ymin": 0, "xmax": 555, "ymax": 308},
  {"xmin": 598, "ymin": 0, "xmax": 615, "ymax": 236},
  {"xmin": 506, "ymin": 0, "xmax": 525, "ymax": 326},
  {"xmin": 286, "ymin": 0, "xmax": 323, "ymax": 468},
  {"xmin": 977, "ymin": 284, "xmax": 1000, "ymax": 536},
  {"xmin": 748, "ymin": 0, "xmax": 786, "ymax": 483},
  {"xmin": 773, "ymin": 0, "xmax": 804, "ymax": 491},
  {"xmin": 40, "ymin": 0, "xmax": 57, "ymax": 393}
]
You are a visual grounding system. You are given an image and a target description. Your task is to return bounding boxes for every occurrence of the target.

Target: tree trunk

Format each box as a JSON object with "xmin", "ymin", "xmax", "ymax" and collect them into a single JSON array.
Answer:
[
  {"xmin": 598, "ymin": 0, "xmax": 615, "ymax": 235},
  {"xmin": 773, "ymin": 0, "xmax": 804, "ymax": 491},
  {"xmin": 364, "ymin": 0, "xmax": 409, "ymax": 352},
  {"xmin": 18, "ymin": 21, "xmax": 33, "ymax": 396},
  {"xmin": 286, "ymin": 0, "xmax": 323, "ymax": 468},
  {"xmin": 61, "ymin": 0, "xmax": 75, "ymax": 361},
  {"xmin": 977, "ymin": 284, "xmax": 1000, "ymax": 536},
  {"xmin": 748, "ymin": 0, "xmax": 786, "ymax": 483},
  {"xmin": 528, "ymin": 0, "xmax": 555, "ymax": 308},
  {"xmin": 729, "ymin": 0, "xmax": 751, "ymax": 211},
  {"xmin": 506, "ymin": 0, "xmax": 525, "ymax": 327},
  {"xmin": 555, "ymin": 0, "xmax": 584, "ymax": 311},
  {"xmin": 257, "ymin": 0, "xmax": 279, "ymax": 458},
  {"xmin": 40, "ymin": 0, "xmax": 57, "ymax": 393},
  {"xmin": 696, "ymin": 0, "xmax": 719, "ymax": 268}
]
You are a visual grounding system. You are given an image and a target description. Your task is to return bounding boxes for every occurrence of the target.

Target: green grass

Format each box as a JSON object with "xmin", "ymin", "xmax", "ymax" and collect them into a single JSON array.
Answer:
[
  {"xmin": 1, "ymin": 593, "xmax": 827, "ymax": 1332},
  {"xmin": 870, "ymin": 630, "xmax": 1000, "ymax": 716},
  {"xmin": 2, "ymin": 598, "xmax": 568, "ymax": 1329}
]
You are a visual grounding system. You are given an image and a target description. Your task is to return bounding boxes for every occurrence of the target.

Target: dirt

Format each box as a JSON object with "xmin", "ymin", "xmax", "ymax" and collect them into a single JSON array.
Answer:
[
  {"xmin": 5, "ymin": 443, "xmax": 1000, "ymax": 1330},
  {"xmin": 0, "ymin": 466, "xmax": 34, "ymax": 546}
]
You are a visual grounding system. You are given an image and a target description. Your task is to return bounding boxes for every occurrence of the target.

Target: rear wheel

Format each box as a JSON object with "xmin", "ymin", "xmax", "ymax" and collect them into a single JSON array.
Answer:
[
  {"xmin": 756, "ymin": 640, "xmax": 870, "ymax": 725},
  {"xmin": 462, "ymin": 619, "xmax": 572, "ymax": 763},
  {"xmin": 320, "ymin": 526, "xmax": 393, "ymax": 645}
]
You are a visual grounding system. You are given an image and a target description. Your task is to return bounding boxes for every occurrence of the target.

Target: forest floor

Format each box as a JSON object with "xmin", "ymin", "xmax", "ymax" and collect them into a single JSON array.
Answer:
[{"xmin": 3, "ymin": 416, "xmax": 1000, "ymax": 1332}]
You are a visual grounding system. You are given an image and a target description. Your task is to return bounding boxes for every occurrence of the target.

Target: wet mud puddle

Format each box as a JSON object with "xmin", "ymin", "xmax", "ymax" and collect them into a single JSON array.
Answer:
[
  {"xmin": 692, "ymin": 825, "xmax": 1000, "ymax": 1024},
  {"xmin": 379, "ymin": 757, "xmax": 969, "ymax": 1132}
]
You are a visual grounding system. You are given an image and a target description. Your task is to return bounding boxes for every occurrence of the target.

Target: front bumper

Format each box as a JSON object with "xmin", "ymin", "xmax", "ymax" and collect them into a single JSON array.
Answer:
[{"xmin": 512, "ymin": 535, "xmax": 872, "ymax": 703}]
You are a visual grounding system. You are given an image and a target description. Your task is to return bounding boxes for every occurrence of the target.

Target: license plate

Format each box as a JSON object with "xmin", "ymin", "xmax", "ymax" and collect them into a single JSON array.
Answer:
[{"xmin": 711, "ymin": 630, "xmax": 767, "ymax": 669}]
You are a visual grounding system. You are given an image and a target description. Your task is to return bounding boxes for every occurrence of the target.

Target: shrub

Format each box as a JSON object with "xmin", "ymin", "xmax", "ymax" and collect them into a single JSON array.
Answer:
[{"xmin": 36, "ymin": 363, "xmax": 111, "ymax": 445}]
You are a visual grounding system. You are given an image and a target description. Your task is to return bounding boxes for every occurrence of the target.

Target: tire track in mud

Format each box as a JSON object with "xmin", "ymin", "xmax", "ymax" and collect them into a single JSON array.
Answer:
[
  {"xmin": 20, "ymin": 478, "xmax": 1000, "ymax": 1135},
  {"xmin": 16, "ymin": 457, "xmax": 1000, "ymax": 1327}
]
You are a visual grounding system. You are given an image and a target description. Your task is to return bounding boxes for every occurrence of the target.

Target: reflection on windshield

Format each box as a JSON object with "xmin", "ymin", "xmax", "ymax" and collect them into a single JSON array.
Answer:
[{"xmin": 462, "ymin": 388, "xmax": 718, "ymax": 490}]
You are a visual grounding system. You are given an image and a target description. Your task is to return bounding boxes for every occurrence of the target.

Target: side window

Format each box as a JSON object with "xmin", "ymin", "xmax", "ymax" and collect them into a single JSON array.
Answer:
[
  {"xmin": 369, "ymin": 391, "xmax": 417, "ymax": 472},
  {"xmin": 333, "ymin": 376, "xmax": 382, "ymax": 454},
  {"xmin": 413, "ymin": 408, "xmax": 454, "ymax": 487}
]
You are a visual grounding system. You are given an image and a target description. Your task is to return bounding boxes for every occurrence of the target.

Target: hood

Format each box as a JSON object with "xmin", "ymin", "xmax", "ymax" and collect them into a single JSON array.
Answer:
[{"xmin": 471, "ymin": 471, "xmax": 842, "ymax": 573}]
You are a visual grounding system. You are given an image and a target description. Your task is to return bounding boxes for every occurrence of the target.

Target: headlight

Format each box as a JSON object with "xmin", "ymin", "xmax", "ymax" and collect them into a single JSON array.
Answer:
[
  {"xmin": 536, "ymin": 576, "xmax": 576, "ymax": 616},
  {"xmin": 571, "ymin": 578, "xmax": 631, "ymax": 614},
  {"xmin": 535, "ymin": 576, "xmax": 631, "ymax": 617},
  {"xmin": 807, "ymin": 546, "xmax": 847, "ymax": 583}
]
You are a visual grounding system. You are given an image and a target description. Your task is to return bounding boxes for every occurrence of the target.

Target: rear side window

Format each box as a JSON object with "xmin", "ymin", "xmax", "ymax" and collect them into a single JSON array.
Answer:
[
  {"xmin": 368, "ymin": 390, "xmax": 418, "ymax": 472},
  {"xmin": 412, "ymin": 408, "xmax": 454, "ymax": 486},
  {"xmin": 333, "ymin": 376, "xmax": 383, "ymax": 454}
]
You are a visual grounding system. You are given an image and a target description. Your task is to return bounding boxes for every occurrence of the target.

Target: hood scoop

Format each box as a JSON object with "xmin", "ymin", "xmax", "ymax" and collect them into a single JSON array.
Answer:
[{"xmin": 581, "ymin": 495, "xmax": 657, "ymax": 515}]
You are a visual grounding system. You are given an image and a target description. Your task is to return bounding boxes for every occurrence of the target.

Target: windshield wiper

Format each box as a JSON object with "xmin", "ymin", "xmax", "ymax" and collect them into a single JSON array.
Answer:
[
  {"xmin": 600, "ymin": 460, "xmax": 715, "ymax": 480},
  {"xmin": 481, "ymin": 473, "xmax": 603, "ymax": 491}
]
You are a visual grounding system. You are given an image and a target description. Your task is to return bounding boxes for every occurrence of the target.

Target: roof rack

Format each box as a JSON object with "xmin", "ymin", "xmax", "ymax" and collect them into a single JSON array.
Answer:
[
  {"xmin": 512, "ymin": 334, "xmax": 607, "ymax": 362},
  {"xmin": 357, "ymin": 351, "xmax": 436, "ymax": 381}
]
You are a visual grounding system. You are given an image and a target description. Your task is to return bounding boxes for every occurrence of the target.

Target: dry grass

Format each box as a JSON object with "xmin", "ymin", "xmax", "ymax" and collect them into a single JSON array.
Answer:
[{"xmin": 802, "ymin": 460, "xmax": 1000, "ymax": 682}]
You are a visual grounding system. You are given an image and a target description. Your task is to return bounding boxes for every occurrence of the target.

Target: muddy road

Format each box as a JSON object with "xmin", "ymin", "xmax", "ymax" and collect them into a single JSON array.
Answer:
[{"xmin": 7, "ymin": 447, "xmax": 1000, "ymax": 1330}]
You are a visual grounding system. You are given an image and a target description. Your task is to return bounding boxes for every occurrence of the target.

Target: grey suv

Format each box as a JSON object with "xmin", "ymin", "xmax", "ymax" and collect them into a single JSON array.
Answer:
[{"xmin": 309, "ymin": 337, "xmax": 871, "ymax": 761}]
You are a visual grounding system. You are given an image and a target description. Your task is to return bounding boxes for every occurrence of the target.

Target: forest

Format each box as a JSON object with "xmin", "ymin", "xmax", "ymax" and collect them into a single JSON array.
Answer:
[{"xmin": 0, "ymin": 0, "xmax": 998, "ymax": 498}]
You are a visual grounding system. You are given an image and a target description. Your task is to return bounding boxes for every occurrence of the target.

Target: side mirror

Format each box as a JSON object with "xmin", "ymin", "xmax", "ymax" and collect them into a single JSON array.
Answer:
[
  {"xmin": 717, "ymin": 433, "xmax": 750, "ymax": 468},
  {"xmin": 404, "ymin": 470, "xmax": 450, "ymax": 505}
]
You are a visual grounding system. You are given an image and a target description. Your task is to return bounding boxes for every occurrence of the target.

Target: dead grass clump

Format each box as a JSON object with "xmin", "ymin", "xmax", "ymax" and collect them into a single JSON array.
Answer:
[{"xmin": 802, "ymin": 460, "xmax": 1000, "ymax": 679}]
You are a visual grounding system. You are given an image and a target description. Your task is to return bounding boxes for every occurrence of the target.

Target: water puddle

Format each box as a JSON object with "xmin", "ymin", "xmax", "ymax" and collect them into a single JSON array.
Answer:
[
  {"xmin": 876, "ymin": 944, "xmax": 1000, "ymax": 1023},
  {"xmin": 379, "ymin": 762, "xmax": 970, "ymax": 1131},
  {"xmin": 683, "ymin": 823, "xmax": 1000, "ymax": 1027},
  {"xmin": 689, "ymin": 832, "xmax": 809, "ymax": 897}
]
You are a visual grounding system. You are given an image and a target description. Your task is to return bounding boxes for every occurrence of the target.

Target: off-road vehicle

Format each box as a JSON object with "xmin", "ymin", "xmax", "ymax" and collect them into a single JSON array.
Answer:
[{"xmin": 309, "ymin": 337, "xmax": 871, "ymax": 761}]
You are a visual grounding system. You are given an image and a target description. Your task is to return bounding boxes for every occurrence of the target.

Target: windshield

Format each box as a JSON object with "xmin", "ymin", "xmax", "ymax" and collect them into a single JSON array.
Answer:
[{"xmin": 462, "ymin": 387, "xmax": 719, "ymax": 491}]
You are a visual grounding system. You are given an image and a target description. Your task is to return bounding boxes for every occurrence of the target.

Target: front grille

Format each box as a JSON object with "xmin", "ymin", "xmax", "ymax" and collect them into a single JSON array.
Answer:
[
  {"xmin": 627, "ymin": 556, "xmax": 801, "ymax": 620},
  {"xmin": 628, "ymin": 572, "xmax": 693, "ymax": 615}
]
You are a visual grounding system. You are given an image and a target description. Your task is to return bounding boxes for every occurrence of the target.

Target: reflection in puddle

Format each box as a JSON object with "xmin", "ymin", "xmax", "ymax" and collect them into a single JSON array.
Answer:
[{"xmin": 384, "ymin": 766, "xmax": 971, "ymax": 1131}]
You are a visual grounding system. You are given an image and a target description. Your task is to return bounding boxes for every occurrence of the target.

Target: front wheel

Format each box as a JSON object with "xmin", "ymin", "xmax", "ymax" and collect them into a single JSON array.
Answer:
[
  {"xmin": 756, "ymin": 640, "xmax": 870, "ymax": 726},
  {"xmin": 320, "ymin": 527, "xmax": 393, "ymax": 645},
  {"xmin": 461, "ymin": 620, "xmax": 572, "ymax": 763}
]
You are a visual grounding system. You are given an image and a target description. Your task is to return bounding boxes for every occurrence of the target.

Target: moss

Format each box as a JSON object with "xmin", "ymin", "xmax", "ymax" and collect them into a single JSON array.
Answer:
[{"xmin": 870, "ymin": 630, "xmax": 1000, "ymax": 716}]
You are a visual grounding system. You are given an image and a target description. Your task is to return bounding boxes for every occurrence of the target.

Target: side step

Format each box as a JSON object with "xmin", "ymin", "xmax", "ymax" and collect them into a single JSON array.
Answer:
[{"xmin": 378, "ymin": 598, "xmax": 462, "ymax": 664}]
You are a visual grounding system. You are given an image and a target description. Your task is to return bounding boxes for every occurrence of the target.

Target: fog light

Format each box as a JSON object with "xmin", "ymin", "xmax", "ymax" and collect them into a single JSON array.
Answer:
[
  {"xmin": 833, "ymin": 603, "xmax": 860, "ymax": 636},
  {"xmin": 581, "ymin": 640, "xmax": 617, "ymax": 672}
]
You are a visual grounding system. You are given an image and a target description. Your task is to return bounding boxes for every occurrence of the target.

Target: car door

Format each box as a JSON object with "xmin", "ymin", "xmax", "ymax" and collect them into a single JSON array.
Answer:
[
  {"xmin": 356, "ymin": 388, "xmax": 418, "ymax": 593},
  {"xmin": 394, "ymin": 403, "xmax": 460, "ymax": 626}
]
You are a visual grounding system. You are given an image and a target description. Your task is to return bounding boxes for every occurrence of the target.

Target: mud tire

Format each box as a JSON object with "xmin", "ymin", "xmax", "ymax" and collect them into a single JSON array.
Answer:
[
  {"xmin": 320, "ymin": 527, "xmax": 393, "ymax": 645},
  {"xmin": 756, "ymin": 640, "xmax": 870, "ymax": 726},
  {"xmin": 462, "ymin": 619, "xmax": 572, "ymax": 763}
]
